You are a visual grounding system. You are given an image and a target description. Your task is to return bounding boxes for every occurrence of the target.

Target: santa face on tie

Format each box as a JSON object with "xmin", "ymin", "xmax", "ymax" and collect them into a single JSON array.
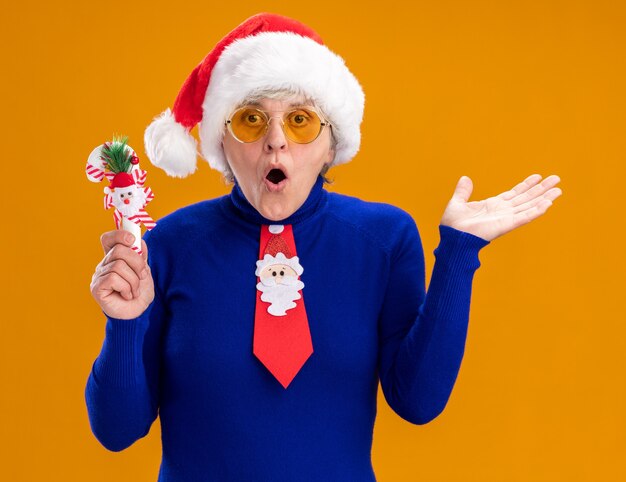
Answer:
[{"xmin": 255, "ymin": 252, "xmax": 305, "ymax": 316}]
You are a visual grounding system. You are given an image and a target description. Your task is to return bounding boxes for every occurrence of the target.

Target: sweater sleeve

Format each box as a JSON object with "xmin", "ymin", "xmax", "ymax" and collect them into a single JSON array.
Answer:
[
  {"xmin": 84, "ymin": 232, "xmax": 166, "ymax": 452},
  {"xmin": 378, "ymin": 221, "xmax": 490, "ymax": 425}
]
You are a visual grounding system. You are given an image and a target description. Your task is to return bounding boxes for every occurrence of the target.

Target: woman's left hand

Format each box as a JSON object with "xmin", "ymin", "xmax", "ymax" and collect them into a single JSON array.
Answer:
[{"xmin": 440, "ymin": 174, "xmax": 562, "ymax": 242}]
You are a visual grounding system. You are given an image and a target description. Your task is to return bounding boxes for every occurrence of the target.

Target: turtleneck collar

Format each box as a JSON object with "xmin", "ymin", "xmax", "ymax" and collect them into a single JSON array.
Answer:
[{"xmin": 226, "ymin": 174, "xmax": 327, "ymax": 225}]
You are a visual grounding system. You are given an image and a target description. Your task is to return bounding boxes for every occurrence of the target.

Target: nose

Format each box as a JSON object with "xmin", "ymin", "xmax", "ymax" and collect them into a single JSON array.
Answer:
[{"xmin": 263, "ymin": 116, "xmax": 287, "ymax": 153}]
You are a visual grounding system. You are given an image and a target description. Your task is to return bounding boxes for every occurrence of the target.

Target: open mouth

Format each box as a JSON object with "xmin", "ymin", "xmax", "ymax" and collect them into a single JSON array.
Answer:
[{"xmin": 266, "ymin": 168, "xmax": 287, "ymax": 184}]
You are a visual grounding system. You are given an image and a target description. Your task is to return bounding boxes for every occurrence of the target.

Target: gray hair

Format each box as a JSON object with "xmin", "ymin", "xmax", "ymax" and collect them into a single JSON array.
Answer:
[{"xmin": 221, "ymin": 88, "xmax": 336, "ymax": 185}]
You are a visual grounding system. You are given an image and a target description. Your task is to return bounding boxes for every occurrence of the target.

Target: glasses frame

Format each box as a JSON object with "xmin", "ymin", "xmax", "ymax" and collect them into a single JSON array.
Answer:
[{"xmin": 224, "ymin": 105, "xmax": 331, "ymax": 144}]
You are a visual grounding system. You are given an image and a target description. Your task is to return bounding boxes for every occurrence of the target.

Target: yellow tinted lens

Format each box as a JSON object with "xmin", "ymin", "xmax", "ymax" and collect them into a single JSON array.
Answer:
[
  {"xmin": 284, "ymin": 109, "xmax": 322, "ymax": 143},
  {"xmin": 230, "ymin": 108, "xmax": 267, "ymax": 142}
]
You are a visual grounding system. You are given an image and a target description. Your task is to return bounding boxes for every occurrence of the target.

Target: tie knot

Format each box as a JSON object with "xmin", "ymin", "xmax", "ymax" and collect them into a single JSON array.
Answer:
[{"xmin": 268, "ymin": 224, "xmax": 285, "ymax": 234}]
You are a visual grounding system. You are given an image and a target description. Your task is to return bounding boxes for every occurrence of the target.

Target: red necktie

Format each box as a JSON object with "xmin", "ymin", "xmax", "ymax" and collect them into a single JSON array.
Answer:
[{"xmin": 253, "ymin": 224, "xmax": 313, "ymax": 388}]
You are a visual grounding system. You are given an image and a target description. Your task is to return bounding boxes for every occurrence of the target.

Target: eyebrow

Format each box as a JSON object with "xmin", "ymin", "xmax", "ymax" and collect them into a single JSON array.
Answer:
[{"xmin": 245, "ymin": 101, "xmax": 313, "ymax": 109}]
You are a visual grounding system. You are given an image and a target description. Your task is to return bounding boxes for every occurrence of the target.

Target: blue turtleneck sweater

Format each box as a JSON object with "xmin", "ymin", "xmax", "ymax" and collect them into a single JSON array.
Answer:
[{"xmin": 85, "ymin": 176, "xmax": 490, "ymax": 481}]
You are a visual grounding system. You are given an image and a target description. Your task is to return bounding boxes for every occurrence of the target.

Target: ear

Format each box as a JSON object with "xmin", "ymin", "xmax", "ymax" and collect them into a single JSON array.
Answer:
[{"xmin": 326, "ymin": 146, "xmax": 336, "ymax": 165}]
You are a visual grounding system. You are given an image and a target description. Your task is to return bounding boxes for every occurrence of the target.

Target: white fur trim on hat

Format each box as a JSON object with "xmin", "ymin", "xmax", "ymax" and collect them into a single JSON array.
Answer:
[
  {"xmin": 199, "ymin": 31, "xmax": 365, "ymax": 175},
  {"xmin": 144, "ymin": 108, "xmax": 198, "ymax": 178}
]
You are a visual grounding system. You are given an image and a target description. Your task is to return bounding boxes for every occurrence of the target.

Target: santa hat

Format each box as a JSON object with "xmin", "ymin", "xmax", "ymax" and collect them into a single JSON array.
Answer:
[
  {"xmin": 254, "ymin": 227, "xmax": 304, "ymax": 276},
  {"xmin": 110, "ymin": 172, "xmax": 135, "ymax": 189},
  {"xmin": 144, "ymin": 12, "xmax": 365, "ymax": 178},
  {"xmin": 104, "ymin": 172, "xmax": 136, "ymax": 194}
]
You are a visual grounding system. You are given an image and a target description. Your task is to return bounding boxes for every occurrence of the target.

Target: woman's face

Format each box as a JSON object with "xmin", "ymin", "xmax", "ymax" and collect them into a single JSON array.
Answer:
[{"xmin": 222, "ymin": 96, "xmax": 334, "ymax": 221}]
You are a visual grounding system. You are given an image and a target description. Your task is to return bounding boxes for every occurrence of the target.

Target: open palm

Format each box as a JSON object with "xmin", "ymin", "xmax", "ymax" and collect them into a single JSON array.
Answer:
[{"xmin": 440, "ymin": 174, "xmax": 562, "ymax": 242}]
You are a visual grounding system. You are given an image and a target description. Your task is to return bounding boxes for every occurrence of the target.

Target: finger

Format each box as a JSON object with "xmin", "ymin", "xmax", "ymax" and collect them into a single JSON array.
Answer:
[
  {"xmin": 103, "ymin": 243, "xmax": 147, "ymax": 281},
  {"xmin": 513, "ymin": 187, "xmax": 562, "ymax": 214},
  {"xmin": 141, "ymin": 239, "xmax": 149, "ymax": 264},
  {"xmin": 514, "ymin": 197, "xmax": 556, "ymax": 227},
  {"xmin": 452, "ymin": 176, "xmax": 473, "ymax": 203},
  {"xmin": 98, "ymin": 259, "xmax": 142, "ymax": 298},
  {"xmin": 500, "ymin": 174, "xmax": 542, "ymax": 201},
  {"xmin": 101, "ymin": 230, "xmax": 137, "ymax": 255},
  {"xmin": 510, "ymin": 175, "xmax": 561, "ymax": 208},
  {"xmin": 96, "ymin": 271, "xmax": 134, "ymax": 301}
]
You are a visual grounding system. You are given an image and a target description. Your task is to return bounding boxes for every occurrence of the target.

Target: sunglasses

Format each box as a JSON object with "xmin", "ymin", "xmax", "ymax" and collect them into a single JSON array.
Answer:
[{"xmin": 225, "ymin": 106, "xmax": 331, "ymax": 144}]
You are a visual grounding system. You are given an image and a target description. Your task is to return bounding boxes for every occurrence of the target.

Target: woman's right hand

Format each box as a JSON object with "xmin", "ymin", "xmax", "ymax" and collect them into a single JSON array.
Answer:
[{"xmin": 90, "ymin": 230, "xmax": 155, "ymax": 320}]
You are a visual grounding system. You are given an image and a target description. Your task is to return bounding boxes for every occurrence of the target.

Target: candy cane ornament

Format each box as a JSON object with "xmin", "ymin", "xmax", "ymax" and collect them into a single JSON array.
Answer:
[{"xmin": 86, "ymin": 136, "xmax": 156, "ymax": 254}]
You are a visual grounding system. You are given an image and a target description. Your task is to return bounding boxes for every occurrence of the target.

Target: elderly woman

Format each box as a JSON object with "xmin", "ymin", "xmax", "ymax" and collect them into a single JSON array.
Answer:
[{"xmin": 86, "ymin": 13, "xmax": 561, "ymax": 482}]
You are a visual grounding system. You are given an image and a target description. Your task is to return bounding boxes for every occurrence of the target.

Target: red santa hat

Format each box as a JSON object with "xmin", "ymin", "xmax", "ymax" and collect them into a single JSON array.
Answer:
[
  {"xmin": 110, "ymin": 172, "xmax": 135, "ymax": 189},
  {"xmin": 144, "ymin": 12, "xmax": 365, "ymax": 178},
  {"xmin": 103, "ymin": 172, "xmax": 135, "ymax": 195}
]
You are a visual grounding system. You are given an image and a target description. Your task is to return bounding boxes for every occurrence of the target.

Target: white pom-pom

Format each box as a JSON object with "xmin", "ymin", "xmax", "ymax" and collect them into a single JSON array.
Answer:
[{"xmin": 144, "ymin": 108, "xmax": 198, "ymax": 178}]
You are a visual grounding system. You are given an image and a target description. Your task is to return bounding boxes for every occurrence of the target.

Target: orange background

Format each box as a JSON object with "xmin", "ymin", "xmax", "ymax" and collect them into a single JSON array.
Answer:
[{"xmin": 1, "ymin": 0, "xmax": 624, "ymax": 480}]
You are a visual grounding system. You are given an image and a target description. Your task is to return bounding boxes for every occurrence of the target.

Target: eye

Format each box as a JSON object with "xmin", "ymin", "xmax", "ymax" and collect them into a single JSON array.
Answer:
[
  {"xmin": 280, "ymin": 270, "xmax": 284, "ymax": 276},
  {"xmin": 240, "ymin": 109, "xmax": 264, "ymax": 126},
  {"xmin": 120, "ymin": 194, "xmax": 125, "ymax": 198},
  {"xmin": 127, "ymin": 191, "xmax": 133, "ymax": 196},
  {"xmin": 272, "ymin": 271, "xmax": 277, "ymax": 277},
  {"xmin": 288, "ymin": 110, "xmax": 312, "ymax": 127}
]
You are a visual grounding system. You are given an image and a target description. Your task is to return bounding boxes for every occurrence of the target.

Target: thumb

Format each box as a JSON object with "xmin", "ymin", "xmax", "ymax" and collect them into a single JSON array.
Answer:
[{"xmin": 452, "ymin": 175, "xmax": 473, "ymax": 203}]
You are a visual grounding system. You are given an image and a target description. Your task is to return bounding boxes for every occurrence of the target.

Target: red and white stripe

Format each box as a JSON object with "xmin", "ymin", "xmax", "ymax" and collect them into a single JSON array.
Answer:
[
  {"xmin": 144, "ymin": 187, "xmax": 154, "ymax": 203},
  {"xmin": 86, "ymin": 163, "xmax": 105, "ymax": 181},
  {"xmin": 132, "ymin": 168, "xmax": 148, "ymax": 187},
  {"xmin": 128, "ymin": 209, "xmax": 156, "ymax": 230},
  {"xmin": 113, "ymin": 209, "xmax": 123, "ymax": 230},
  {"xmin": 104, "ymin": 193, "xmax": 113, "ymax": 210}
]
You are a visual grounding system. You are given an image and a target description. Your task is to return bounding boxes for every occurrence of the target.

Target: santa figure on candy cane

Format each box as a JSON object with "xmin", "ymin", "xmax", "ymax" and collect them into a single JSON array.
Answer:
[{"xmin": 86, "ymin": 136, "xmax": 156, "ymax": 254}]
